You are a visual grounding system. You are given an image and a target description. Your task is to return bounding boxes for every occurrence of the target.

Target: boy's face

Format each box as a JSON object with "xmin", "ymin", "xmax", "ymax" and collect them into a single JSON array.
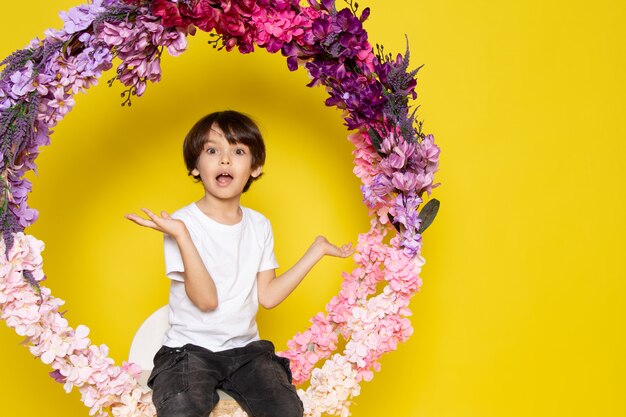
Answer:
[{"xmin": 191, "ymin": 125, "xmax": 262, "ymax": 202}]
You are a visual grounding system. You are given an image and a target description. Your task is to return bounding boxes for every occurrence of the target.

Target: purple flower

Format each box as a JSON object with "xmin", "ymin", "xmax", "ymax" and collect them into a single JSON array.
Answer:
[
  {"xmin": 73, "ymin": 39, "xmax": 113, "ymax": 78},
  {"xmin": 0, "ymin": 89, "xmax": 13, "ymax": 110},
  {"xmin": 30, "ymin": 73, "xmax": 53, "ymax": 96},
  {"xmin": 308, "ymin": 9, "xmax": 370, "ymax": 64},
  {"xmin": 319, "ymin": 0, "xmax": 335, "ymax": 12},
  {"xmin": 47, "ymin": 88, "xmax": 75, "ymax": 116},
  {"xmin": 33, "ymin": 121, "xmax": 51, "ymax": 148},
  {"xmin": 400, "ymin": 229, "xmax": 422, "ymax": 257},
  {"xmin": 8, "ymin": 177, "xmax": 32, "ymax": 205},
  {"xmin": 373, "ymin": 41, "xmax": 421, "ymax": 140},
  {"xmin": 49, "ymin": 370, "xmax": 66, "ymax": 384},
  {"xmin": 311, "ymin": 15, "xmax": 333, "ymax": 41},
  {"xmin": 361, "ymin": 173, "xmax": 393, "ymax": 208},
  {"xmin": 9, "ymin": 62, "xmax": 36, "ymax": 98},
  {"xmin": 10, "ymin": 199, "xmax": 38, "ymax": 227},
  {"xmin": 311, "ymin": 65, "xmax": 386, "ymax": 129},
  {"xmin": 59, "ymin": 1, "xmax": 106, "ymax": 35},
  {"xmin": 392, "ymin": 193, "xmax": 422, "ymax": 231}
]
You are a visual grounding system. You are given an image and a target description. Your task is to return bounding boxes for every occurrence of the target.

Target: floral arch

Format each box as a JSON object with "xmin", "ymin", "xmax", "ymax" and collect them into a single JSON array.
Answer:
[{"xmin": 0, "ymin": 1, "xmax": 440, "ymax": 416}]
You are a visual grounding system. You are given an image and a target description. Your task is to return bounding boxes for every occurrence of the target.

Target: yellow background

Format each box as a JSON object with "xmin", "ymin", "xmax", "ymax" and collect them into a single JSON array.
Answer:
[{"xmin": 1, "ymin": 1, "xmax": 625, "ymax": 416}]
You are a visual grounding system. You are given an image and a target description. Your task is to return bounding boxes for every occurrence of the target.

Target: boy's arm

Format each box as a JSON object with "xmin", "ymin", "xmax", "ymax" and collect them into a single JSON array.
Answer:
[
  {"xmin": 173, "ymin": 231, "xmax": 219, "ymax": 312},
  {"xmin": 126, "ymin": 208, "xmax": 219, "ymax": 312},
  {"xmin": 257, "ymin": 236, "xmax": 353, "ymax": 309}
]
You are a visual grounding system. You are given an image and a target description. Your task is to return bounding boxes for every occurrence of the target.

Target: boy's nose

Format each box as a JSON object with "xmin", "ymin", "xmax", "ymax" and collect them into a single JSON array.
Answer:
[{"xmin": 220, "ymin": 156, "xmax": 231, "ymax": 165}]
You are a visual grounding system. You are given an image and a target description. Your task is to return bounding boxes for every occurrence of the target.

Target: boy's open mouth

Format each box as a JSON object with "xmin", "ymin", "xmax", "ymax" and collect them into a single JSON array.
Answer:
[{"xmin": 216, "ymin": 172, "xmax": 233, "ymax": 186}]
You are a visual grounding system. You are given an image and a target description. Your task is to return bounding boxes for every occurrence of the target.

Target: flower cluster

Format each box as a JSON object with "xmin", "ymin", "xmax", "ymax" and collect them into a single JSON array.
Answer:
[
  {"xmin": 297, "ymin": 354, "xmax": 361, "ymax": 417},
  {"xmin": 354, "ymin": 128, "xmax": 440, "ymax": 257},
  {"xmin": 279, "ymin": 221, "xmax": 425, "ymax": 416},
  {"xmin": 100, "ymin": 7, "xmax": 187, "ymax": 100},
  {"xmin": 0, "ymin": 1, "xmax": 440, "ymax": 417},
  {"xmin": 0, "ymin": 233, "xmax": 155, "ymax": 417},
  {"xmin": 0, "ymin": 1, "xmax": 190, "ymax": 241}
]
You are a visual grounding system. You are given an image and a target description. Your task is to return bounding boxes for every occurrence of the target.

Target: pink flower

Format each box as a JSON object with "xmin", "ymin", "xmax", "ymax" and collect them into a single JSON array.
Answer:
[
  {"xmin": 419, "ymin": 134, "xmax": 440, "ymax": 166},
  {"xmin": 47, "ymin": 88, "xmax": 75, "ymax": 116},
  {"xmin": 384, "ymin": 250, "xmax": 423, "ymax": 295},
  {"xmin": 253, "ymin": 7, "xmax": 306, "ymax": 53}
]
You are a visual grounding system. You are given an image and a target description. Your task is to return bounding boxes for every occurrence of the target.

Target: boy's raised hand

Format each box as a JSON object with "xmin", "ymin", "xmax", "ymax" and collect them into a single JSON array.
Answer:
[
  {"xmin": 125, "ymin": 208, "xmax": 188, "ymax": 239},
  {"xmin": 313, "ymin": 236, "xmax": 354, "ymax": 258}
]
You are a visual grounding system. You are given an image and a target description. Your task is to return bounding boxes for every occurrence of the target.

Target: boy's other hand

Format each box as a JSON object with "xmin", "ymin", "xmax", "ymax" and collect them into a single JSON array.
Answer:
[
  {"xmin": 125, "ymin": 208, "xmax": 189, "ymax": 240},
  {"xmin": 313, "ymin": 236, "xmax": 354, "ymax": 258}
]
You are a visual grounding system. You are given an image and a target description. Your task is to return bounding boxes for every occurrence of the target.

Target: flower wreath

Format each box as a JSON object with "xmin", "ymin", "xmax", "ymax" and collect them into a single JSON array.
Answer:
[{"xmin": 0, "ymin": 0, "xmax": 440, "ymax": 416}]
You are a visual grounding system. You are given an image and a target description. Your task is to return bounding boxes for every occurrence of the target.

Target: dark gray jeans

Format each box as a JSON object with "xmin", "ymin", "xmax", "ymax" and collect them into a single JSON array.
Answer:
[{"xmin": 147, "ymin": 340, "xmax": 304, "ymax": 417}]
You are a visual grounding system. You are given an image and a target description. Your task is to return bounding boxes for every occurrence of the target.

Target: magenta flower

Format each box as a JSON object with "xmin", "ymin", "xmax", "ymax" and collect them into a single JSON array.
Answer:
[
  {"xmin": 253, "ymin": 7, "xmax": 306, "ymax": 53},
  {"xmin": 151, "ymin": 0, "xmax": 191, "ymax": 28}
]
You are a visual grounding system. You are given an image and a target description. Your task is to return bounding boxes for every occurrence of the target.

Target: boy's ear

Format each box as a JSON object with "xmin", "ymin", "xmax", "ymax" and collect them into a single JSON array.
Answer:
[
  {"xmin": 251, "ymin": 166, "xmax": 263, "ymax": 178},
  {"xmin": 191, "ymin": 168, "xmax": 200, "ymax": 177}
]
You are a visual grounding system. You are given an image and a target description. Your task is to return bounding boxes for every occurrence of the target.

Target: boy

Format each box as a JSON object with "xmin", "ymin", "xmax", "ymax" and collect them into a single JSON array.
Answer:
[{"xmin": 125, "ymin": 111, "xmax": 353, "ymax": 417}]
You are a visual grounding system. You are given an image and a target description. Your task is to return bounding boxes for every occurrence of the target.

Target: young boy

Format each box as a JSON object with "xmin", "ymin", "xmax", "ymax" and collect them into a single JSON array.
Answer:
[{"xmin": 125, "ymin": 110, "xmax": 353, "ymax": 417}]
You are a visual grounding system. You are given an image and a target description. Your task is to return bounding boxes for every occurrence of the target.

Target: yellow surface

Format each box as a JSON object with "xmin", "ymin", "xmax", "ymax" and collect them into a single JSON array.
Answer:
[{"xmin": 1, "ymin": 1, "xmax": 625, "ymax": 416}]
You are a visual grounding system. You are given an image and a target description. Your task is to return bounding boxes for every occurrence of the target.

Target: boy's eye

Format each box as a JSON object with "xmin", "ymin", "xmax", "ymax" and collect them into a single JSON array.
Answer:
[
  {"xmin": 207, "ymin": 148, "xmax": 217, "ymax": 154},
  {"xmin": 235, "ymin": 148, "xmax": 246, "ymax": 155}
]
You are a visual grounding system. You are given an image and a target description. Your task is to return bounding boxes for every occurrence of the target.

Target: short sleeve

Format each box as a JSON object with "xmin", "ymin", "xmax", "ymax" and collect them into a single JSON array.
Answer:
[
  {"xmin": 259, "ymin": 219, "xmax": 279, "ymax": 272},
  {"xmin": 164, "ymin": 233, "xmax": 185, "ymax": 282}
]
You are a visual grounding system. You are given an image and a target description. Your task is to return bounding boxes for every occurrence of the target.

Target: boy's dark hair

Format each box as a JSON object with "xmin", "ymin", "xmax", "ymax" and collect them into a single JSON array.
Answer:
[{"xmin": 183, "ymin": 110, "xmax": 266, "ymax": 192}]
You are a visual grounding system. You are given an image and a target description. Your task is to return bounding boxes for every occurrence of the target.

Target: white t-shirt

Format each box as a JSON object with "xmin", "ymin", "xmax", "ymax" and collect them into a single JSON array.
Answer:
[{"xmin": 162, "ymin": 202, "xmax": 279, "ymax": 351}]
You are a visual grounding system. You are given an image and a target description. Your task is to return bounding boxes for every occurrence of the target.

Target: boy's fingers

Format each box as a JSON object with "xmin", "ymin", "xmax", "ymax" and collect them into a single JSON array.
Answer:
[
  {"xmin": 125, "ymin": 214, "xmax": 156, "ymax": 229},
  {"xmin": 125, "ymin": 213, "xmax": 144, "ymax": 223},
  {"xmin": 141, "ymin": 208, "xmax": 162, "ymax": 223},
  {"xmin": 341, "ymin": 243, "xmax": 354, "ymax": 257}
]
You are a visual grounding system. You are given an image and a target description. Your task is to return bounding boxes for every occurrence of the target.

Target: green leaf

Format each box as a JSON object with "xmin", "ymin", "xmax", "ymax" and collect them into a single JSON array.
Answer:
[
  {"xmin": 368, "ymin": 127, "xmax": 386, "ymax": 157},
  {"xmin": 417, "ymin": 199, "xmax": 440, "ymax": 234},
  {"xmin": 388, "ymin": 213, "xmax": 401, "ymax": 232}
]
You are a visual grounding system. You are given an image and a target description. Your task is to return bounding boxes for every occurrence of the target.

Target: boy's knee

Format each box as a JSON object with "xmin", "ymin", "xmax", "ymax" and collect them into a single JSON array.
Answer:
[
  {"xmin": 276, "ymin": 402, "xmax": 304, "ymax": 417},
  {"xmin": 271, "ymin": 387, "xmax": 304, "ymax": 417}
]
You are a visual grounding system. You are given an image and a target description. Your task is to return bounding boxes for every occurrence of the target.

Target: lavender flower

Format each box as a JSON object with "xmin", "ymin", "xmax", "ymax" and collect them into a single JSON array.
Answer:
[
  {"xmin": 393, "ymin": 193, "xmax": 422, "ymax": 230},
  {"xmin": 8, "ymin": 63, "xmax": 37, "ymax": 98},
  {"xmin": 374, "ymin": 40, "xmax": 421, "ymax": 141},
  {"xmin": 361, "ymin": 173, "xmax": 393, "ymax": 208},
  {"xmin": 74, "ymin": 34, "xmax": 113, "ymax": 77},
  {"xmin": 59, "ymin": 0, "xmax": 107, "ymax": 34},
  {"xmin": 0, "ymin": 87, "xmax": 13, "ymax": 110},
  {"xmin": 400, "ymin": 229, "xmax": 422, "ymax": 257}
]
